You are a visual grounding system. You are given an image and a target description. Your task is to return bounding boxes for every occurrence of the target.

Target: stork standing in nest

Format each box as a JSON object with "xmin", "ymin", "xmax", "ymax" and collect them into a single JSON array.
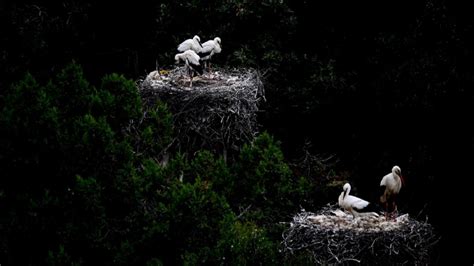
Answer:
[
  {"xmin": 380, "ymin": 165, "xmax": 404, "ymax": 219},
  {"xmin": 175, "ymin": 50, "xmax": 203, "ymax": 87},
  {"xmin": 177, "ymin": 35, "xmax": 203, "ymax": 53},
  {"xmin": 338, "ymin": 183, "xmax": 375, "ymax": 218},
  {"xmin": 198, "ymin": 37, "xmax": 222, "ymax": 72}
]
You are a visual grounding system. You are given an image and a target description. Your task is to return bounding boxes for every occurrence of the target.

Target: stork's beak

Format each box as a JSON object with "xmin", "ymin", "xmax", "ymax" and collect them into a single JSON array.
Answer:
[
  {"xmin": 400, "ymin": 175, "xmax": 405, "ymax": 186},
  {"xmin": 198, "ymin": 41, "xmax": 203, "ymax": 48}
]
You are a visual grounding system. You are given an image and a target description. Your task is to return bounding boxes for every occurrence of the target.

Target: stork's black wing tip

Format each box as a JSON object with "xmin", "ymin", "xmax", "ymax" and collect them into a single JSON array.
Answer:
[{"xmin": 191, "ymin": 63, "xmax": 203, "ymax": 75}]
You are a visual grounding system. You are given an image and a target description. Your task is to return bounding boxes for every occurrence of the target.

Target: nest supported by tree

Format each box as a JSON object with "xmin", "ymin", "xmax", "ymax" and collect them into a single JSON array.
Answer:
[
  {"xmin": 139, "ymin": 67, "xmax": 264, "ymax": 160},
  {"xmin": 282, "ymin": 204, "xmax": 440, "ymax": 264}
]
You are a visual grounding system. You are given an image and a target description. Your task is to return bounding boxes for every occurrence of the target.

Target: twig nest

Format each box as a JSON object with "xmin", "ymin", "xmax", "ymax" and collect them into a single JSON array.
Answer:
[
  {"xmin": 139, "ymin": 67, "xmax": 264, "ymax": 158},
  {"xmin": 282, "ymin": 204, "xmax": 439, "ymax": 264}
]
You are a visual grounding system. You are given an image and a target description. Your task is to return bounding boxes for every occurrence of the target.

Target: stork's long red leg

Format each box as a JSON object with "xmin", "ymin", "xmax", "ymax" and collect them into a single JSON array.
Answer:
[
  {"xmin": 393, "ymin": 203, "xmax": 398, "ymax": 219},
  {"xmin": 387, "ymin": 203, "xmax": 396, "ymax": 220}
]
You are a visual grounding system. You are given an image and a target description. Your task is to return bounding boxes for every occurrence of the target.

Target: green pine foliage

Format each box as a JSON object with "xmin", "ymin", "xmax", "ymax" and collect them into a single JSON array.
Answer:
[
  {"xmin": 232, "ymin": 132, "xmax": 311, "ymax": 222},
  {"xmin": 138, "ymin": 101, "xmax": 173, "ymax": 158},
  {"xmin": 97, "ymin": 73, "xmax": 142, "ymax": 130},
  {"xmin": 165, "ymin": 178, "xmax": 231, "ymax": 264},
  {"xmin": 216, "ymin": 218, "xmax": 277, "ymax": 265},
  {"xmin": 0, "ymin": 63, "xmax": 167, "ymax": 264},
  {"xmin": 0, "ymin": 62, "xmax": 315, "ymax": 264},
  {"xmin": 53, "ymin": 62, "xmax": 95, "ymax": 119},
  {"xmin": 188, "ymin": 150, "xmax": 233, "ymax": 195}
]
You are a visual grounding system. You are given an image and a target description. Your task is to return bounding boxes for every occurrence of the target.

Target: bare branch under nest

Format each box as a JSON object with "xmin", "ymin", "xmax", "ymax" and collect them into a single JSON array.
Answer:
[
  {"xmin": 138, "ymin": 67, "xmax": 264, "ymax": 159},
  {"xmin": 282, "ymin": 204, "xmax": 440, "ymax": 264}
]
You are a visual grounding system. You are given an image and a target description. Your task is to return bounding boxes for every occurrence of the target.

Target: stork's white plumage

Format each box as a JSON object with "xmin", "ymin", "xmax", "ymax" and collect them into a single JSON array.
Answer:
[
  {"xmin": 380, "ymin": 165, "xmax": 404, "ymax": 219},
  {"xmin": 175, "ymin": 50, "xmax": 203, "ymax": 87},
  {"xmin": 198, "ymin": 37, "xmax": 222, "ymax": 71},
  {"xmin": 177, "ymin": 35, "xmax": 203, "ymax": 53},
  {"xmin": 338, "ymin": 183, "xmax": 371, "ymax": 217}
]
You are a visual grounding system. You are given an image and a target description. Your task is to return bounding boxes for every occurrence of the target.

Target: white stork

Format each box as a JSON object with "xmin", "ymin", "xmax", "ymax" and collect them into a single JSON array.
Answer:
[
  {"xmin": 177, "ymin": 35, "xmax": 203, "ymax": 54},
  {"xmin": 198, "ymin": 37, "xmax": 222, "ymax": 71},
  {"xmin": 380, "ymin": 165, "xmax": 404, "ymax": 219},
  {"xmin": 175, "ymin": 50, "xmax": 203, "ymax": 87},
  {"xmin": 338, "ymin": 183, "xmax": 373, "ymax": 218}
]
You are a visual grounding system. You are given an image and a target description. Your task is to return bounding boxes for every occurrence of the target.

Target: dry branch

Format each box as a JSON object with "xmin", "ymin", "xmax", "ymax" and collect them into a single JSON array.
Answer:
[
  {"xmin": 282, "ymin": 204, "xmax": 439, "ymax": 264},
  {"xmin": 138, "ymin": 67, "xmax": 264, "ymax": 159}
]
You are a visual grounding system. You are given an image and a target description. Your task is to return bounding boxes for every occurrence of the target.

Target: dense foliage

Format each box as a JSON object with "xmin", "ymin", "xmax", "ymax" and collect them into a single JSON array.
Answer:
[{"xmin": 0, "ymin": 64, "xmax": 319, "ymax": 264}]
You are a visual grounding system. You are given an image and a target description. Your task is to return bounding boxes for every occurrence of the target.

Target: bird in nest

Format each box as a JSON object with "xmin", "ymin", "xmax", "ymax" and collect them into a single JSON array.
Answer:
[
  {"xmin": 380, "ymin": 165, "xmax": 404, "ymax": 220},
  {"xmin": 338, "ymin": 183, "xmax": 378, "ymax": 218},
  {"xmin": 174, "ymin": 50, "xmax": 203, "ymax": 87}
]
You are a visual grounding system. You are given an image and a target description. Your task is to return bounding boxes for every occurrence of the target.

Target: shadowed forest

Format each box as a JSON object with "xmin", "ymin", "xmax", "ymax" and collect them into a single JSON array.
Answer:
[{"xmin": 0, "ymin": 0, "xmax": 472, "ymax": 264}]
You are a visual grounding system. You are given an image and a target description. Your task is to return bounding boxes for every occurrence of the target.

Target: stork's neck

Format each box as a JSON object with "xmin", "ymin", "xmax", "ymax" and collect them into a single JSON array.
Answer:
[
  {"xmin": 393, "ymin": 171, "xmax": 400, "ymax": 179},
  {"xmin": 344, "ymin": 186, "xmax": 351, "ymax": 198}
]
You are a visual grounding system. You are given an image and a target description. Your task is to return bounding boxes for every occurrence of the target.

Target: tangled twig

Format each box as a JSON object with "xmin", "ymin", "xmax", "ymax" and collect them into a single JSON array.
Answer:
[
  {"xmin": 282, "ymin": 204, "xmax": 440, "ymax": 264},
  {"xmin": 138, "ymin": 67, "xmax": 263, "ymax": 160}
]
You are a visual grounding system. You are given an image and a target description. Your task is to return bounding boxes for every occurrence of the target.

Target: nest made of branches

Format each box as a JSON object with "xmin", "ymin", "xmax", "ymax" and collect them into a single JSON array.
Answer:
[
  {"xmin": 139, "ymin": 67, "xmax": 264, "ymax": 159},
  {"xmin": 282, "ymin": 204, "xmax": 440, "ymax": 264}
]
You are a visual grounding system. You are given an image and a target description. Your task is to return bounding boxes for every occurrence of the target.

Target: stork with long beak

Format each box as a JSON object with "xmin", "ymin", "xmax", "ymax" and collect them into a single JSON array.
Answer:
[
  {"xmin": 198, "ymin": 37, "xmax": 222, "ymax": 72},
  {"xmin": 380, "ymin": 165, "xmax": 405, "ymax": 220},
  {"xmin": 177, "ymin": 35, "xmax": 203, "ymax": 54},
  {"xmin": 174, "ymin": 50, "xmax": 203, "ymax": 87},
  {"xmin": 338, "ymin": 183, "xmax": 372, "ymax": 218}
]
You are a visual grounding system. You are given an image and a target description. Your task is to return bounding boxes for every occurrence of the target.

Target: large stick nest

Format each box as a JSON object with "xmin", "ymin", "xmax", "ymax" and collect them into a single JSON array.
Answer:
[
  {"xmin": 139, "ymin": 67, "xmax": 264, "ymax": 158},
  {"xmin": 282, "ymin": 204, "xmax": 440, "ymax": 264}
]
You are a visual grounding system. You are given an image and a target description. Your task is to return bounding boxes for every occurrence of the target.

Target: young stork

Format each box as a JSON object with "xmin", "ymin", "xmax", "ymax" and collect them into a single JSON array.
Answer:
[
  {"xmin": 198, "ymin": 37, "xmax": 222, "ymax": 71},
  {"xmin": 175, "ymin": 50, "xmax": 203, "ymax": 87},
  {"xmin": 338, "ymin": 183, "xmax": 373, "ymax": 218},
  {"xmin": 380, "ymin": 165, "xmax": 404, "ymax": 219},
  {"xmin": 177, "ymin": 35, "xmax": 203, "ymax": 53}
]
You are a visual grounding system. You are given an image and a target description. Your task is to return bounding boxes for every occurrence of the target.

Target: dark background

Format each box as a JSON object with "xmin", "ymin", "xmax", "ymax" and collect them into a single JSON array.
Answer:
[{"xmin": 1, "ymin": 0, "xmax": 472, "ymax": 263}]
